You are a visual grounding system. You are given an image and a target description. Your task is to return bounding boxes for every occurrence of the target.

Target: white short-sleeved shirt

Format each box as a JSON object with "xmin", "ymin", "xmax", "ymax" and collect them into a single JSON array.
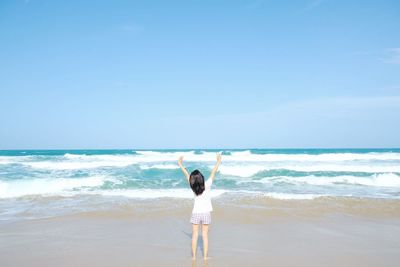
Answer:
[{"xmin": 192, "ymin": 178, "xmax": 213, "ymax": 213}]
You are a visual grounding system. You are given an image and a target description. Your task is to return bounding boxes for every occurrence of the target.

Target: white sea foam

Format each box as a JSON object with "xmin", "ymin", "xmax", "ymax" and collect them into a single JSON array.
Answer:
[
  {"xmin": 0, "ymin": 176, "xmax": 114, "ymax": 198},
  {"xmin": 254, "ymin": 173, "xmax": 400, "ymax": 187},
  {"xmin": 297, "ymin": 173, "xmax": 400, "ymax": 187},
  {"xmin": 230, "ymin": 150, "xmax": 253, "ymax": 156},
  {"xmin": 2, "ymin": 150, "xmax": 400, "ymax": 171},
  {"xmin": 0, "ymin": 173, "xmax": 226, "ymax": 199},
  {"xmin": 140, "ymin": 164, "xmax": 179, "ymax": 170},
  {"xmin": 1, "ymin": 150, "xmax": 399, "ymax": 204},
  {"xmin": 0, "ymin": 155, "xmax": 34, "ymax": 165},
  {"xmin": 20, "ymin": 153, "xmax": 137, "ymax": 170},
  {"xmin": 24, "ymin": 160, "xmax": 133, "ymax": 170},
  {"xmin": 134, "ymin": 150, "xmax": 400, "ymax": 162},
  {"xmin": 218, "ymin": 165, "xmax": 267, "ymax": 177},
  {"xmin": 218, "ymin": 164, "xmax": 400, "ymax": 177},
  {"xmin": 89, "ymin": 188, "xmax": 321, "ymax": 200},
  {"xmin": 63, "ymin": 153, "xmax": 84, "ymax": 159},
  {"xmin": 84, "ymin": 188, "xmax": 227, "ymax": 199},
  {"xmin": 0, "ymin": 157, "xmax": 11, "ymax": 164},
  {"xmin": 262, "ymin": 192, "xmax": 322, "ymax": 200}
]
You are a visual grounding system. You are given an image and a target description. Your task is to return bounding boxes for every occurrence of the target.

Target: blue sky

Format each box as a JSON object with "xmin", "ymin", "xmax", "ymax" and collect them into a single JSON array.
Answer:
[{"xmin": 0, "ymin": 0, "xmax": 399, "ymax": 149}]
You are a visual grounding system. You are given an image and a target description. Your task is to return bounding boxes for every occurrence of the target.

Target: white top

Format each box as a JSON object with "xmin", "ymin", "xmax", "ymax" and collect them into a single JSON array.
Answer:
[{"xmin": 192, "ymin": 178, "xmax": 213, "ymax": 213}]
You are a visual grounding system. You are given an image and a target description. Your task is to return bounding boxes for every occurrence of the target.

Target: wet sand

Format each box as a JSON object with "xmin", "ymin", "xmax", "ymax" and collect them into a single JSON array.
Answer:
[{"xmin": 1, "ymin": 197, "xmax": 400, "ymax": 267}]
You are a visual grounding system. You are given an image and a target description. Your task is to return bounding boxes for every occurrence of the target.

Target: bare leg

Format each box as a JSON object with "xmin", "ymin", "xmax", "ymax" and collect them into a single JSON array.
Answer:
[
  {"xmin": 202, "ymin": 224, "xmax": 209, "ymax": 260},
  {"xmin": 192, "ymin": 224, "xmax": 199, "ymax": 260}
]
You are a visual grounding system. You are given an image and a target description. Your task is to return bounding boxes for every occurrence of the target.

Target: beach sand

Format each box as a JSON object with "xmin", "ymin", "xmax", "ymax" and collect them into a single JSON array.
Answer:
[{"xmin": 1, "ymin": 197, "xmax": 400, "ymax": 267}]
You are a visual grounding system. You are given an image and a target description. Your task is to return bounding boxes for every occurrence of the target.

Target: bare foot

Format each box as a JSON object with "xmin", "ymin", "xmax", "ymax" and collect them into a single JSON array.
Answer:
[
  {"xmin": 204, "ymin": 256, "xmax": 212, "ymax": 260},
  {"xmin": 192, "ymin": 256, "xmax": 196, "ymax": 260}
]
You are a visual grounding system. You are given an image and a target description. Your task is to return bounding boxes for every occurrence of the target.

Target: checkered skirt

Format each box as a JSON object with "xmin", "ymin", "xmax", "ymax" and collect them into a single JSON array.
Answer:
[{"xmin": 190, "ymin": 212, "xmax": 211, "ymax": 225}]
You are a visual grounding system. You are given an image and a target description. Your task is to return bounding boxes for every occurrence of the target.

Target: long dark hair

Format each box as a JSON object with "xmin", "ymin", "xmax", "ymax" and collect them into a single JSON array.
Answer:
[{"xmin": 190, "ymin": 169, "xmax": 205, "ymax": 196}]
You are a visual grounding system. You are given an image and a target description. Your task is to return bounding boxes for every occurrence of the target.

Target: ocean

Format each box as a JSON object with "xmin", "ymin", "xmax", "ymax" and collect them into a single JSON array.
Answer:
[{"xmin": 1, "ymin": 149, "xmax": 400, "ymax": 221}]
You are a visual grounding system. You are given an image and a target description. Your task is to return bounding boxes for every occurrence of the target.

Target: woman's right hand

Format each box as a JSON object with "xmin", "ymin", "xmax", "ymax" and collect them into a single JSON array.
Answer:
[{"xmin": 216, "ymin": 153, "xmax": 222, "ymax": 163}]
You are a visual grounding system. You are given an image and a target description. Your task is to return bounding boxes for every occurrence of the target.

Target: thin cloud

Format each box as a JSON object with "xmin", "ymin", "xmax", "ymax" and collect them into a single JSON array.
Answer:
[
  {"xmin": 245, "ymin": 0, "xmax": 266, "ymax": 10},
  {"xmin": 120, "ymin": 23, "xmax": 143, "ymax": 32},
  {"xmin": 303, "ymin": 0, "xmax": 324, "ymax": 11},
  {"xmin": 118, "ymin": 23, "xmax": 144, "ymax": 34},
  {"xmin": 382, "ymin": 48, "xmax": 400, "ymax": 64}
]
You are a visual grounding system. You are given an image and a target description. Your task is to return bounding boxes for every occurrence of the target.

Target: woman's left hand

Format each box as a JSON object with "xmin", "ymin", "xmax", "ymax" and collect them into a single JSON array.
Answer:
[{"xmin": 178, "ymin": 156, "xmax": 184, "ymax": 166}]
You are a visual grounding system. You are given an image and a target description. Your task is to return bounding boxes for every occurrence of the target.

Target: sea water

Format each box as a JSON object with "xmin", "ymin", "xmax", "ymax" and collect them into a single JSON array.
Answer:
[{"xmin": 1, "ymin": 149, "xmax": 400, "ymax": 220}]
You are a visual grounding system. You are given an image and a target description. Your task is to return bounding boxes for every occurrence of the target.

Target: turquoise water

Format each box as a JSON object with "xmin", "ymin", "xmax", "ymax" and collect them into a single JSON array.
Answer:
[
  {"xmin": 1, "ymin": 148, "xmax": 400, "ymax": 221},
  {"xmin": 1, "ymin": 148, "xmax": 400, "ymax": 198}
]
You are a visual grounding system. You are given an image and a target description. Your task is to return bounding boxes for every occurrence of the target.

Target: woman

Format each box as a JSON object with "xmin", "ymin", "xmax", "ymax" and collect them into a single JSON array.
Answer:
[{"xmin": 178, "ymin": 153, "xmax": 222, "ymax": 260}]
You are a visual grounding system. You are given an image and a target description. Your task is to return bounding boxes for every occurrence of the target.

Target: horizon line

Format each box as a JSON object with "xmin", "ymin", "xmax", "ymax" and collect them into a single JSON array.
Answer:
[{"xmin": 1, "ymin": 147, "xmax": 400, "ymax": 151}]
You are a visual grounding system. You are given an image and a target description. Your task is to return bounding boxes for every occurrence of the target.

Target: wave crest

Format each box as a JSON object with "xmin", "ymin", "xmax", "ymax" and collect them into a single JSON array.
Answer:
[{"xmin": 0, "ymin": 176, "xmax": 114, "ymax": 198}]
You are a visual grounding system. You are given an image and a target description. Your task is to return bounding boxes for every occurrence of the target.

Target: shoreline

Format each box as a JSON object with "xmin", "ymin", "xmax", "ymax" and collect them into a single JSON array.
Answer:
[
  {"xmin": 1, "ymin": 197, "xmax": 400, "ymax": 266},
  {"xmin": 2, "ymin": 195, "xmax": 400, "ymax": 221}
]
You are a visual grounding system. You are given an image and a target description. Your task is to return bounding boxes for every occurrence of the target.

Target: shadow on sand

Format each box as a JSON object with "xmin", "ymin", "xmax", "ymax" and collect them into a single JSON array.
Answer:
[{"xmin": 182, "ymin": 230, "xmax": 209, "ymax": 266}]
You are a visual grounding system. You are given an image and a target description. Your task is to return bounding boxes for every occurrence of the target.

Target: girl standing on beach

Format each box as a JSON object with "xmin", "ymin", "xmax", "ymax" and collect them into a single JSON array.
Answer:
[{"xmin": 178, "ymin": 153, "xmax": 222, "ymax": 260}]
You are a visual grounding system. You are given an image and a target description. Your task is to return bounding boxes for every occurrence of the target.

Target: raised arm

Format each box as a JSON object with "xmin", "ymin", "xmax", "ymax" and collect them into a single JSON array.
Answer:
[
  {"xmin": 209, "ymin": 153, "xmax": 222, "ymax": 181},
  {"xmin": 178, "ymin": 156, "xmax": 190, "ymax": 182}
]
